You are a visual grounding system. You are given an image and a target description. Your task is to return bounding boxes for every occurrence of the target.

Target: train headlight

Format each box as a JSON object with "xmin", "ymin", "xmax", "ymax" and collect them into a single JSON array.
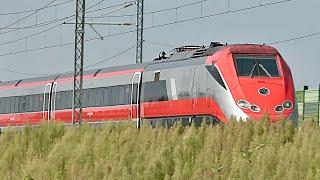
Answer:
[
  {"xmin": 283, "ymin": 101, "xmax": 293, "ymax": 109},
  {"xmin": 250, "ymin": 105, "xmax": 261, "ymax": 112},
  {"xmin": 237, "ymin": 100, "xmax": 250, "ymax": 109},
  {"xmin": 258, "ymin": 87, "xmax": 270, "ymax": 96},
  {"xmin": 274, "ymin": 105, "xmax": 284, "ymax": 112}
]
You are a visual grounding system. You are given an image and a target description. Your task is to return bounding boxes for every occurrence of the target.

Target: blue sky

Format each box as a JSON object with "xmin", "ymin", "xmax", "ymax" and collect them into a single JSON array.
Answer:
[{"xmin": 0, "ymin": 0, "xmax": 319, "ymax": 89}]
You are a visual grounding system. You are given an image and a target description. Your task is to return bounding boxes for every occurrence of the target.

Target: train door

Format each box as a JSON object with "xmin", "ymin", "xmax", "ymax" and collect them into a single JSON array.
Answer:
[
  {"xmin": 42, "ymin": 83, "xmax": 52, "ymax": 121},
  {"xmin": 191, "ymin": 65, "xmax": 199, "ymax": 111},
  {"xmin": 192, "ymin": 64, "xmax": 211, "ymax": 116},
  {"xmin": 130, "ymin": 72, "xmax": 142, "ymax": 129},
  {"xmin": 205, "ymin": 65, "xmax": 211, "ymax": 109},
  {"xmin": 50, "ymin": 82, "xmax": 58, "ymax": 120}
]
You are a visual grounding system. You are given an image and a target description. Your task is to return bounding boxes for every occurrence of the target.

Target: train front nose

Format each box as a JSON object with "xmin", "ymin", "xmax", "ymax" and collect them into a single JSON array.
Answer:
[
  {"xmin": 233, "ymin": 55, "xmax": 295, "ymax": 122},
  {"xmin": 236, "ymin": 81, "xmax": 294, "ymax": 122}
]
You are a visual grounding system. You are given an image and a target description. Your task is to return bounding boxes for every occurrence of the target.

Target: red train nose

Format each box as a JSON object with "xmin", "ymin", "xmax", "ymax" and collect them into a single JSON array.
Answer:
[{"xmin": 235, "ymin": 78, "xmax": 294, "ymax": 122}]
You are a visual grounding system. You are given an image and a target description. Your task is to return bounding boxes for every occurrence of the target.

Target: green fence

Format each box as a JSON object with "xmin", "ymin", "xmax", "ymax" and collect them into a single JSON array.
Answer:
[{"xmin": 296, "ymin": 85, "xmax": 320, "ymax": 122}]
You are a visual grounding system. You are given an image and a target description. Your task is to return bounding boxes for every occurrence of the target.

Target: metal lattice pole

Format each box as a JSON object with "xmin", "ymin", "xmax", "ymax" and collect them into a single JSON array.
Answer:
[
  {"xmin": 73, "ymin": 0, "xmax": 85, "ymax": 125},
  {"xmin": 136, "ymin": 0, "xmax": 144, "ymax": 63}
]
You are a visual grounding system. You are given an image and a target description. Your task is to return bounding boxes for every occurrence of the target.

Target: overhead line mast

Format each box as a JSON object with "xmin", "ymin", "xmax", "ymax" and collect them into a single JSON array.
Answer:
[
  {"xmin": 71, "ymin": 1, "xmax": 135, "ymax": 125},
  {"xmin": 73, "ymin": 0, "xmax": 85, "ymax": 125},
  {"xmin": 136, "ymin": 0, "xmax": 144, "ymax": 63}
]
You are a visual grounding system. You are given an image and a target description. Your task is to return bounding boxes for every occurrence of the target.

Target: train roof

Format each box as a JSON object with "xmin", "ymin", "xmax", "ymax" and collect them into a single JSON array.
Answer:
[
  {"xmin": 0, "ymin": 43, "xmax": 278, "ymax": 87},
  {"xmin": 0, "ymin": 63, "xmax": 147, "ymax": 87},
  {"xmin": 152, "ymin": 42, "xmax": 224, "ymax": 63}
]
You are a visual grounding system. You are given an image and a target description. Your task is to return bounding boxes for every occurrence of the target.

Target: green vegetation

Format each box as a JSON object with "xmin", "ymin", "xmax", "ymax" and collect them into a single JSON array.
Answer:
[
  {"xmin": 0, "ymin": 120, "xmax": 320, "ymax": 180},
  {"xmin": 296, "ymin": 91, "xmax": 303, "ymax": 103}
]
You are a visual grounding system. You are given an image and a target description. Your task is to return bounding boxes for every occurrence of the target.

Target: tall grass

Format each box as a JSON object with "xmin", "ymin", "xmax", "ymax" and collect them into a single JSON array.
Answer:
[{"xmin": 0, "ymin": 120, "xmax": 320, "ymax": 180}]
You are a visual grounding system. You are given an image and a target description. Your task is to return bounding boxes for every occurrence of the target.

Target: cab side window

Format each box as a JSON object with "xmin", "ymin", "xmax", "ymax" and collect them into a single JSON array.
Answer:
[{"xmin": 206, "ymin": 65, "xmax": 227, "ymax": 89}]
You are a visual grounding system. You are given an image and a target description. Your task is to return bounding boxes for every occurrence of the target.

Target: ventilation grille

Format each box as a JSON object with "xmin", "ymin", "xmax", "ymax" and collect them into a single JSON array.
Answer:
[{"xmin": 191, "ymin": 48, "xmax": 208, "ymax": 58}]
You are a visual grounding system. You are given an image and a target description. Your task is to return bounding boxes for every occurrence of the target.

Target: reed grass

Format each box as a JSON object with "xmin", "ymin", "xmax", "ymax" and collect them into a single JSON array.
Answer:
[{"xmin": 0, "ymin": 119, "xmax": 319, "ymax": 180}]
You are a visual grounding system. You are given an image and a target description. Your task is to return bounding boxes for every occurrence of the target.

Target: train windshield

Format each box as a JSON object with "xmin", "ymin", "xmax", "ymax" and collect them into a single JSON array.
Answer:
[{"xmin": 235, "ymin": 56, "xmax": 280, "ymax": 77}]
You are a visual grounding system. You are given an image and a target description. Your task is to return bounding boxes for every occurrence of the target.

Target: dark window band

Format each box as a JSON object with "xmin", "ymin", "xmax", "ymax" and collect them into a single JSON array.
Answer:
[
  {"xmin": 0, "ymin": 84, "xmax": 138, "ymax": 114},
  {"xmin": 142, "ymin": 80, "xmax": 168, "ymax": 102}
]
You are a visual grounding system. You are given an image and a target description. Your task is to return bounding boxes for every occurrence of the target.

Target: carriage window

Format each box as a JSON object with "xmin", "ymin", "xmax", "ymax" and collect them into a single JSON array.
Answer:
[
  {"xmin": 143, "ymin": 80, "xmax": 168, "ymax": 102},
  {"xmin": 235, "ymin": 56, "xmax": 279, "ymax": 77},
  {"xmin": 154, "ymin": 71, "xmax": 160, "ymax": 82}
]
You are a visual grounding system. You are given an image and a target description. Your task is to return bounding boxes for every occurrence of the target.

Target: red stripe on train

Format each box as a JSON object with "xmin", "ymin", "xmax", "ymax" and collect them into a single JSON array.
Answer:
[
  {"xmin": 142, "ymin": 98, "xmax": 227, "ymax": 123},
  {"xmin": 0, "ymin": 98, "xmax": 227, "ymax": 127}
]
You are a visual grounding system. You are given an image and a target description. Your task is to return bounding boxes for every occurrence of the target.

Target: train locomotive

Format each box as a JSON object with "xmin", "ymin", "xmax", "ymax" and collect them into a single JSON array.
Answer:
[{"xmin": 0, "ymin": 42, "xmax": 298, "ymax": 128}]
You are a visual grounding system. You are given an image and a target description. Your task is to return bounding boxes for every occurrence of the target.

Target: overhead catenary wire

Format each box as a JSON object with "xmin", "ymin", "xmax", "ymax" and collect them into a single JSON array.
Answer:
[
  {"xmin": 0, "ymin": 0, "xmax": 297, "ymax": 56},
  {"xmin": 0, "ymin": 41, "xmax": 74, "ymax": 57},
  {"xmin": 88, "ymin": 0, "xmax": 209, "ymax": 19},
  {"xmin": 0, "ymin": 22, "xmax": 69, "ymax": 46},
  {"xmin": 0, "ymin": 0, "xmax": 73, "ymax": 16},
  {"xmin": 0, "ymin": 0, "xmax": 136, "ymax": 43},
  {"xmin": 0, "ymin": 45, "xmax": 136, "ymax": 77},
  {"xmin": 0, "ymin": 0, "xmax": 295, "ymax": 46},
  {"xmin": 85, "ymin": 1, "xmax": 135, "ymax": 20},
  {"xmin": 0, "ymin": 0, "xmax": 132, "ymax": 77},
  {"xmin": 0, "ymin": 0, "xmax": 112, "ymax": 46},
  {"xmin": 0, "ymin": 1, "xmax": 133, "ymax": 35},
  {"xmin": 86, "ymin": 0, "xmax": 135, "ymax": 17},
  {"xmin": 0, "ymin": 0, "xmax": 223, "ymax": 36},
  {"xmin": 85, "ymin": 45, "xmax": 136, "ymax": 68},
  {"xmin": 0, "ymin": 67, "xmax": 50, "ymax": 76},
  {"xmin": 88, "ymin": 0, "xmax": 293, "ymax": 19},
  {"xmin": 142, "ymin": 0, "xmax": 296, "ymax": 31},
  {"xmin": 144, "ymin": 40, "xmax": 176, "ymax": 48},
  {"xmin": 69, "ymin": 0, "xmax": 301, "ymax": 42},
  {"xmin": 0, "ymin": 16, "xmax": 73, "ymax": 35},
  {"xmin": 268, "ymin": 31, "xmax": 320, "ymax": 45},
  {"xmin": 0, "ymin": 0, "xmax": 58, "ymax": 30}
]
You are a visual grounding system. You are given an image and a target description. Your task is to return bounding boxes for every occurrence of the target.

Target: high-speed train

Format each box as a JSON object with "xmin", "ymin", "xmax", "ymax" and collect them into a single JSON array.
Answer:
[{"xmin": 0, "ymin": 42, "xmax": 298, "ymax": 128}]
